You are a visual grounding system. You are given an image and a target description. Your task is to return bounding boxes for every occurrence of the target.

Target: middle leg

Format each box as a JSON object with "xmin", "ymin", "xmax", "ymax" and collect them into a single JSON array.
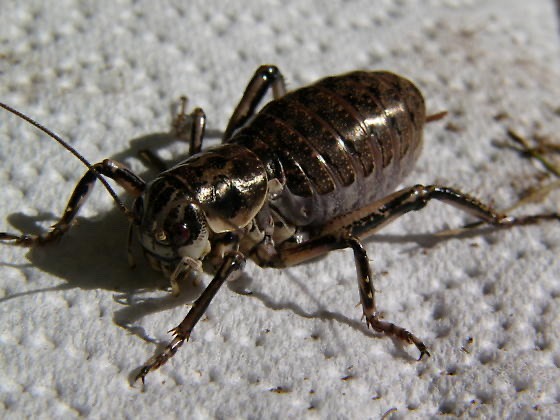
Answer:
[
  {"xmin": 259, "ymin": 184, "xmax": 558, "ymax": 357},
  {"xmin": 345, "ymin": 234, "xmax": 430, "ymax": 359}
]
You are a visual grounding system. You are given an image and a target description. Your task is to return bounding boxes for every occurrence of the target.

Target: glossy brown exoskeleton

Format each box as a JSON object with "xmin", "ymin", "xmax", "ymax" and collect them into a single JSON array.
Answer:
[{"xmin": 1, "ymin": 66, "xmax": 557, "ymax": 383}]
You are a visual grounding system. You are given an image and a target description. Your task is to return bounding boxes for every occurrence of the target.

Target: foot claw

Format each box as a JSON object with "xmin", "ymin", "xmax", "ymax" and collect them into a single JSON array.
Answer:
[
  {"xmin": 0, "ymin": 233, "xmax": 35, "ymax": 246},
  {"xmin": 134, "ymin": 333, "xmax": 187, "ymax": 385},
  {"xmin": 366, "ymin": 315, "xmax": 430, "ymax": 360},
  {"xmin": 418, "ymin": 348, "xmax": 431, "ymax": 360},
  {"xmin": 0, "ymin": 228, "xmax": 66, "ymax": 247},
  {"xmin": 135, "ymin": 366, "xmax": 150, "ymax": 384}
]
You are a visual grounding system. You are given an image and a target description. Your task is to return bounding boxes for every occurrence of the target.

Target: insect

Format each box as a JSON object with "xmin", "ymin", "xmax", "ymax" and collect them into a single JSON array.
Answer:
[{"xmin": 1, "ymin": 65, "xmax": 558, "ymax": 384}]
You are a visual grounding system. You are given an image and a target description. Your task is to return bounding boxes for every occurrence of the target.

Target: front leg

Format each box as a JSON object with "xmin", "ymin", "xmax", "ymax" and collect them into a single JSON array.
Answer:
[
  {"xmin": 135, "ymin": 251, "xmax": 246, "ymax": 384},
  {"xmin": 0, "ymin": 159, "xmax": 145, "ymax": 246}
]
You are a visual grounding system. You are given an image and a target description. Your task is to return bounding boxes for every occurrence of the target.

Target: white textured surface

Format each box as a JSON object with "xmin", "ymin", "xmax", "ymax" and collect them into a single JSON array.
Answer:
[{"xmin": 1, "ymin": 0, "xmax": 559, "ymax": 418}]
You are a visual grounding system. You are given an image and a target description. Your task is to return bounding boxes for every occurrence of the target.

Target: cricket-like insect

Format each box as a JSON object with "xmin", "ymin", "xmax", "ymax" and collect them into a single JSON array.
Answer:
[{"xmin": 1, "ymin": 65, "xmax": 558, "ymax": 384}]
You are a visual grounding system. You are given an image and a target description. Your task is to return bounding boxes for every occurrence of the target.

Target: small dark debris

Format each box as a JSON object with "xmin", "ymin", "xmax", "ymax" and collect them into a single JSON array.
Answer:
[{"xmin": 269, "ymin": 386, "xmax": 291, "ymax": 394}]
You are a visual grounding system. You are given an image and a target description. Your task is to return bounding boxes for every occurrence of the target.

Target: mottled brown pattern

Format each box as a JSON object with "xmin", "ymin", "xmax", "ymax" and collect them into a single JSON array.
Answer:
[{"xmin": 157, "ymin": 144, "xmax": 269, "ymax": 232}]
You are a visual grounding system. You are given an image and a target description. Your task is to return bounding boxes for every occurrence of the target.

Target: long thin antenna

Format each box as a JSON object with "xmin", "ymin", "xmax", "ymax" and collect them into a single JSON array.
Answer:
[{"xmin": 0, "ymin": 101, "xmax": 132, "ymax": 219}]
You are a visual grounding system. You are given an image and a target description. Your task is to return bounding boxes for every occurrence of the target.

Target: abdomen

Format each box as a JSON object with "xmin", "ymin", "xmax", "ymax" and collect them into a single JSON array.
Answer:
[{"xmin": 231, "ymin": 71, "xmax": 426, "ymax": 226}]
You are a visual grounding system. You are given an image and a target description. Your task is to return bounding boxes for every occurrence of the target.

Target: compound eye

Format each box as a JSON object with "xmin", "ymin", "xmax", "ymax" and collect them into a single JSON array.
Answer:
[{"xmin": 170, "ymin": 222, "xmax": 191, "ymax": 245}]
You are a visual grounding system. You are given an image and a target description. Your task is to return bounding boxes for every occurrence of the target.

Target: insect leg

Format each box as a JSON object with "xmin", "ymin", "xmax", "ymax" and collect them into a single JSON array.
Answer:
[
  {"xmin": 319, "ymin": 184, "xmax": 559, "ymax": 241},
  {"xmin": 135, "ymin": 251, "xmax": 246, "ymax": 384},
  {"xmin": 274, "ymin": 184, "xmax": 558, "ymax": 267},
  {"xmin": 345, "ymin": 235, "xmax": 430, "ymax": 359},
  {"xmin": 263, "ymin": 184, "xmax": 558, "ymax": 358},
  {"xmin": 0, "ymin": 159, "xmax": 145, "ymax": 246},
  {"xmin": 137, "ymin": 149, "xmax": 168, "ymax": 173},
  {"xmin": 171, "ymin": 96, "xmax": 207, "ymax": 156},
  {"xmin": 256, "ymin": 232, "xmax": 429, "ymax": 358},
  {"xmin": 140, "ymin": 99, "xmax": 207, "ymax": 171},
  {"xmin": 223, "ymin": 65, "xmax": 287, "ymax": 140},
  {"xmin": 187, "ymin": 107, "xmax": 206, "ymax": 156}
]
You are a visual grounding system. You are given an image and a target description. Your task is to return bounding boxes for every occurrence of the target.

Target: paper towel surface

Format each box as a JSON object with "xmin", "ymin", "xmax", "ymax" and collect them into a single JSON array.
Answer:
[{"xmin": 0, "ymin": 1, "xmax": 559, "ymax": 418}]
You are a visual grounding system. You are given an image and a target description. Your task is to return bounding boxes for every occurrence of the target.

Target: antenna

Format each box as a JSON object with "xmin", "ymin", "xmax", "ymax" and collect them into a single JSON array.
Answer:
[{"xmin": 0, "ymin": 101, "xmax": 132, "ymax": 219}]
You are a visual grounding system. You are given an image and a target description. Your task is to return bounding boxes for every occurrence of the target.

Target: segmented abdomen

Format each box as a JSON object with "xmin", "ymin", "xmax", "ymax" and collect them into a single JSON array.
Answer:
[{"xmin": 232, "ymin": 71, "xmax": 426, "ymax": 226}]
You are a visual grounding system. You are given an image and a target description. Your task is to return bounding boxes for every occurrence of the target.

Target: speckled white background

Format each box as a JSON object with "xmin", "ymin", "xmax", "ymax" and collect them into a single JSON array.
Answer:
[{"xmin": 0, "ymin": 0, "xmax": 559, "ymax": 418}]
